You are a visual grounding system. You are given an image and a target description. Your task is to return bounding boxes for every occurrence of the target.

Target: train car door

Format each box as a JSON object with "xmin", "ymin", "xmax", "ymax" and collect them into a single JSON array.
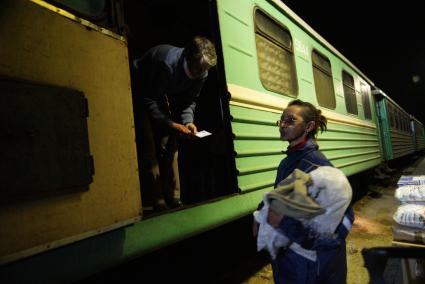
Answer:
[
  {"xmin": 372, "ymin": 90, "xmax": 392, "ymax": 161},
  {"xmin": 0, "ymin": 0, "xmax": 141, "ymax": 264}
]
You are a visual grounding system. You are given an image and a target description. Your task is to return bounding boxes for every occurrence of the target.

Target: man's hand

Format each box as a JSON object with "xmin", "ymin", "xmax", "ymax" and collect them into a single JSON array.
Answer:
[
  {"xmin": 185, "ymin": 123, "xmax": 198, "ymax": 135},
  {"xmin": 267, "ymin": 208, "xmax": 284, "ymax": 228},
  {"xmin": 171, "ymin": 122, "xmax": 190, "ymax": 135},
  {"xmin": 171, "ymin": 122, "xmax": 196, "ymax": 139}
]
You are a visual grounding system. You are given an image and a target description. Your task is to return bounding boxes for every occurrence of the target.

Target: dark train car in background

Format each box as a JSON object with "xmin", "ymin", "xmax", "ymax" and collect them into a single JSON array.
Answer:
[
  {"xmin": 373, "ymin": 89, "xmax": 416, "ymax": 161},
  {"xmin": 411, "ymin": 115, "xmax": 425, "ymax": 152}
]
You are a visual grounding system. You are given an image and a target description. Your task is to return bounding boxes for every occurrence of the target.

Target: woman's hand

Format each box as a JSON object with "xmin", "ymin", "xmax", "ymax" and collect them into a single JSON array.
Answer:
[{"xmin": 267, "ymin": 208, "xmax": 284, "ymax": 228}]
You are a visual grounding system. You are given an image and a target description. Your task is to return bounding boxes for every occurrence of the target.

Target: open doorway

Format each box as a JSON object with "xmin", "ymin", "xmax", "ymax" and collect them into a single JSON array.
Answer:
[{"xmin": 124, "ymin": 0, "xmax": 237, "ymax": 213}]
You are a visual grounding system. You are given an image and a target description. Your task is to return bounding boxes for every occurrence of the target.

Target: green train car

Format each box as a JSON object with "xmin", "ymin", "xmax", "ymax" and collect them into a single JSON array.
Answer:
[
  {"xmin": 411, "ymin": 115, "xmax": 425, "ymax": 152},
  {"xmin": 0, "ymin": 0, "xmax": 422, "ymax": 282},
  {"xmin": 373, "ymin": 89, "xmax": 416, "ymax": 160}
]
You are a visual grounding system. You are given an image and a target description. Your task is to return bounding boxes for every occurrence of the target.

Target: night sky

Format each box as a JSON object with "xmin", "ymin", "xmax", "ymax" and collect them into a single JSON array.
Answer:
[{"xmin": 282, "ymin": 1, "xmax": 425, "ymax": 123}]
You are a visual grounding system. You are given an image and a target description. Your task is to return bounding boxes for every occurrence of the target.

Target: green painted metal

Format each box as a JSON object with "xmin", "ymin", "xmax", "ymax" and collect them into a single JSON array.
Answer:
[
  {"xmin": 218, "ymin": 0, "xmax": 382, "ymax": 193},
  {"xmin": 232, "ymin": 106, "xmax": 283, "ymax": 192},
  {"xmin": 375, "ymin": 95, "xmax": 416, "ymax": 160},
  {"xmin": 391, "ymin": 130, "xmax": 415, "ymax": 158},
  {"xmin": 386, "ymin": 97, "xmax": 415, "ymax": 159},
  {"xmin": 316, "ymin": 120, "xmax": 381, "ymax": 175},
  {"xmin": 0, "ymin": 189, "xmax": 267, "ymax": 283},
  {"xmin": 231, "ymin": 102, "xmax": 382, "ymax": 193}
]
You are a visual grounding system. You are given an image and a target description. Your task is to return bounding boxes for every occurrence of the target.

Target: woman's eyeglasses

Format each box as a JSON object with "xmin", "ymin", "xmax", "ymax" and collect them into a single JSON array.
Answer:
[{"xmin": 276, "ymin": 117, "xmax": 297, "ymax": 127}]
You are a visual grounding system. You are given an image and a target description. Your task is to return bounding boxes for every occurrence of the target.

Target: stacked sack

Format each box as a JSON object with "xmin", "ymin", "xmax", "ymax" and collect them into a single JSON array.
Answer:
[{"xmin": 392, "ymin": 175, "xmax": 425, "ymax": 243}]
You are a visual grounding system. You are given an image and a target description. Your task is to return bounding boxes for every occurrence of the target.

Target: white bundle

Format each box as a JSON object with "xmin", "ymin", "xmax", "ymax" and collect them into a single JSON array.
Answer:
[
  {"xmin": 395, "ymin": 185, "xmax": 425, "ymax": 202},
  {"xmin": 393, "ymin": 204, "xmax": 425, "ymax": 229},
  {"xmin": 392, "ymin": 224, "xmax": 425, "ymax": 244},
  {"xmin": 397, "ymin": 175, "xmax": 425, "ymax": 186},
  {"xmin": 305, "ymin": 166, "xmax": 352, "ymax": 235},
  {"xmin": 253, "ymin": 204, "xmax": 290, "ymax": 259}
]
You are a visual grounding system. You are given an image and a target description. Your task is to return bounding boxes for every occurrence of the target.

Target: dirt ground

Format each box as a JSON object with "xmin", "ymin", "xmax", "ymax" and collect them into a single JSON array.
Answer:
[
  {"xmin": 240, "ymin": 164, "xmax": 413, "ymax": 284},
  {"xmin": 346, "ymin": 181, "xmax": 399, "ymax": 284}
]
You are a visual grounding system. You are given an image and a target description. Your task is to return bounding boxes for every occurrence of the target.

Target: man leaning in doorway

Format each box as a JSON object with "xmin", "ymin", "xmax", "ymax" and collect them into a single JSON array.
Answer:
[{"xmin": 133, "ymin": 36, "xmax": 217, "ymax": 211}]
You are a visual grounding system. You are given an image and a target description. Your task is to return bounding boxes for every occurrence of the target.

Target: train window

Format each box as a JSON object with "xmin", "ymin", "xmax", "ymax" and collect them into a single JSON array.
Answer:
[
  {"xmin": 392, "ymin": 107, "xmax": 397, "ymax": 128},
  {"xmin": 406, "ymin": 117, "xmax": 409, "ymax": 132},
  {"xmin": 406, "ymin": 116, "xmax": 410, "ymax": 132},
  {"xmin": 401, "ymin": 113, "xmax": 406, "ymax": 132},
  {"xmin": 402, "ymin": 113, "xmax": 406, "ymax": 131},
  {"xmin": 254, "ymin": 9, "xmax": 298, "ymax": 97},
  {"xmin": 47, "ymin": 0, "xmax": 106, "ymax": 18},
  {"xmin": 396, "ymin": 110, "xmax": 401, "ymax": 130},
  {"xmin": 342, "ymin": 71, "xmax": 358, "ymax": 115},
  {"xmin": 360, "ymin": 82, "xmax": 372, "ymax": 120},
  {"xmin": 393, "ymin": 107, "xmax": 398, "ymax": 129},
  {"xmin": 407, "ymin": 116, "xmax": 410, "ymax": 132},
  {"xmin": 312, "ymin": 50, "xmax": 336, "ymax": 109},
  {"xmin": 402, "ymin": 115, "xmax": 405, "ymax": 132},
  {"xmin": 403, "ymin": 114, "xmax": 406, "ymax": 132},
  {"xmin": 387, "ymin": 104, "xmax": 394, "ymax": 128},
  {"xmin": 403, "ymin": 114, "xmax": 407, "ymax": 132},
  {"xmin": 390, "ymin": 106, "xmax": 396, "ymax": 128}
]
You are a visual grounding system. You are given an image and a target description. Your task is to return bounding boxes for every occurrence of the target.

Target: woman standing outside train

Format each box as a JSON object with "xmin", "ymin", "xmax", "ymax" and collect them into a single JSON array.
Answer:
[{"xmin": 253, "ymin": 99, "xmax": 355, "ymax": 284}]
